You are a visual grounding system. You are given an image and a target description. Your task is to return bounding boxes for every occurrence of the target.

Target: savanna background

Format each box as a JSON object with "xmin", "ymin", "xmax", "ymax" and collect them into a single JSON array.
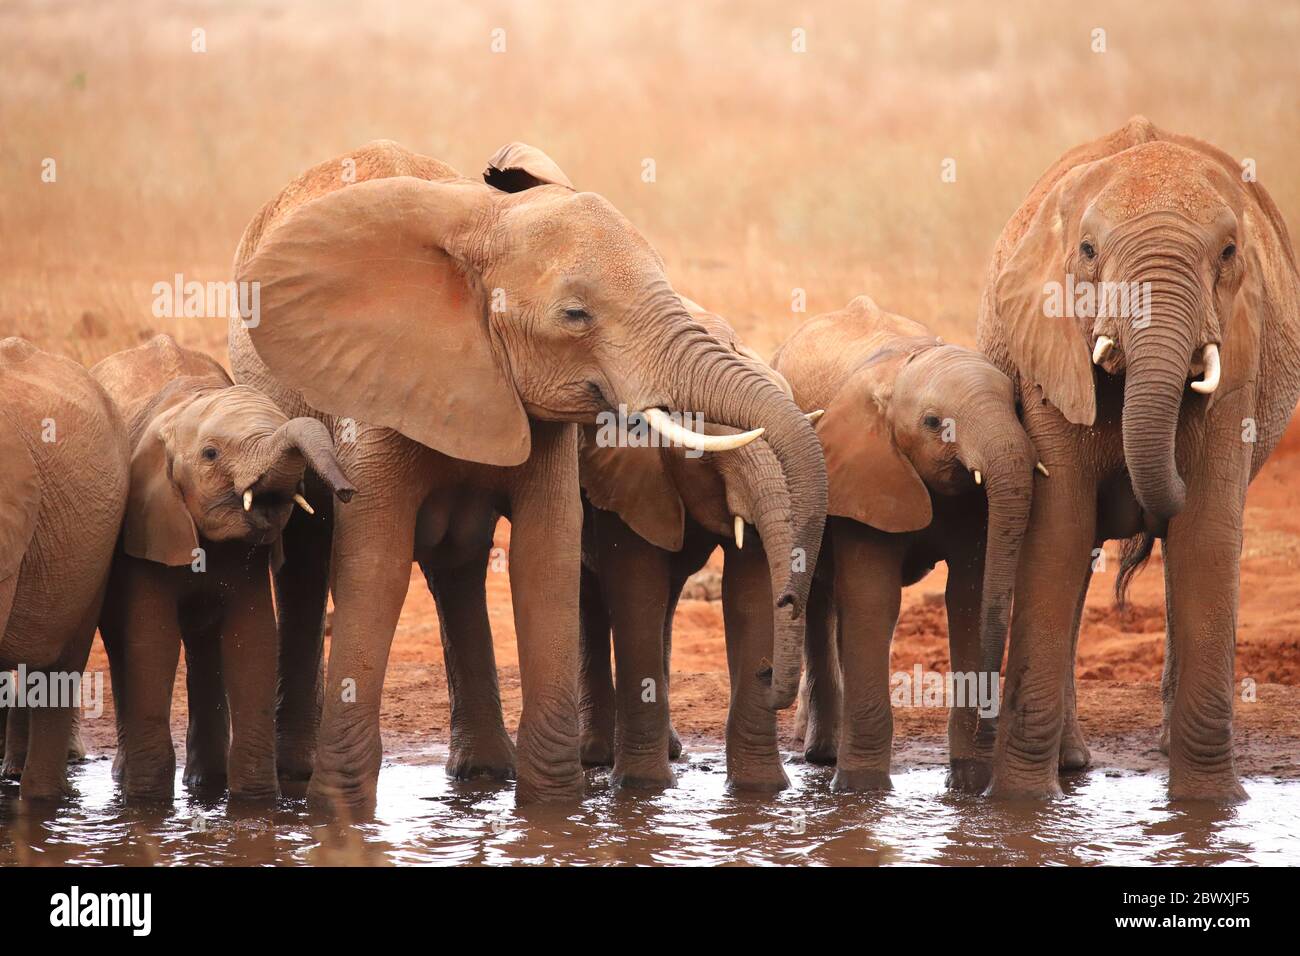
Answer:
[{"xmin": 3, "ymin": 0, "xmax": 1298, "ymax": 770}]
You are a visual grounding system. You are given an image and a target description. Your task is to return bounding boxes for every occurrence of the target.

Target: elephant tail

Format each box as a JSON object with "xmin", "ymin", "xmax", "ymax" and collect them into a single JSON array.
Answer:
[{"xmin": 1115, "ymin": 530, "xmax": 1156, "ymax": 609}]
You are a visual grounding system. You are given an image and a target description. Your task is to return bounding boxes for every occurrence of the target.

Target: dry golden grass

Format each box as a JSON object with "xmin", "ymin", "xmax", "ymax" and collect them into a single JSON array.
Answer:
[{"xmin": 2, "ymin": 0, "xmax": 1297, "ymax": 365}]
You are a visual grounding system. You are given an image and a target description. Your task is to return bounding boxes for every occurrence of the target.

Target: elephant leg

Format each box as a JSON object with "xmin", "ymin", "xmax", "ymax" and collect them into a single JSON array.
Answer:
[
  {"xmin": 989, "ymin": 464, "xmax": 1096, "ymax": 800},
  {"xmin": 1159, "ymin": 557, "xmax": 1177, "ymax": 757},
  {"xmin": 99, "ymin": 578, "xmax": 130, "ymax": 784},
  {"xmin": 505, "ymin": 422, "xmax": 584, "ymax": 804},
  {"xmin": 308, "ymin": 460, "xmax": 421, "ymax": 810},
  {"xmin": 1162, "ymin": 479, "xmax": 1248, "ymax": 802},
  {"xmin": 592, "ymin": 508, "xmax": 674, "ymax": 790},
  {"xmin": 21, "ymin": 621, "xmax": 97, "ymax": 800},
  {"xmin": 1059, "ymin": 562, "xmax": 1095, "ymax": 771},
  {"xmin": 272, "ymin": 475, "xmax": 334, "ymax": 785},
  {"xmin": 21, "ymin": 689, "xmax": 78, "ymax": 801},
  {"xmin": 830, "ymin": 520, "xmax": 902, "ymax": 792},
  {"xmin": 423, "ymin": 551, "xmax": 517, "ymax": 781},
  {"xmin": 116, "ymin": 564, "xmax": 183, "ymax": 802},
  {"xmin": 721, "ymin": 539, "xmax": 789, "ymax": 792},
  {"xmin": 943, "ymin": 550, "xmax": 993, "ymax": 793},
  {"xmin": 180, "ymin": 605, "xmax": 230, "ymax": 794},
  {"xmin": 662, "ymin": 566, "xmax": 692, "ymax": 761},
  {"xmin": 1, "ymin": 706, "xmax": 28, "ymax": 779},
  {"xmin": 798, "ymin": 576, "xmax": 840, "ymax": 765},
  {"xmin": 220, "ymin": 552, "xmax": 280, "ymax": 801},
  {"xmin": 578, "ymin": 562, "xmax": 615, "ymax": 768}
]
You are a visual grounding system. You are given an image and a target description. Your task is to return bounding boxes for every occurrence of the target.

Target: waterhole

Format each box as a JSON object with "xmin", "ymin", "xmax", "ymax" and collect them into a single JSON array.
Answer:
[{"xmin": 2, "ymin": 751, "xmax": 1296, "ymax": 866}]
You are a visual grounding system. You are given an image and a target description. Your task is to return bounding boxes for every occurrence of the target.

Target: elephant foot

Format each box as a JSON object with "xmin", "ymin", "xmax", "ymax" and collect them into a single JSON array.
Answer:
[
  {"xmin": 986, "ymin": 773, "xmax": 1064, "ymax": 801},
  {"xmin": 803, "ymin": 732, "xmax": 838, "ymax": 766},
  {"xmin": 668, "ymin": 723, "xmax": 683, "ymax": 761},
  {"xmin": 19, "ymin": 774, "xmax": 74, "ymax": 802},
  {"xmin": 580, "ymin": 732, "xmax": 614, "ymax": 768},
  {"xmin": 306, "ymin": 770, "xmax": 379, "ymax": 814},
  {"xmin": 276, "ymin": 741, "xmax": 316, "ymax": 784},
  {"xmin": 831, "ymin": 766, "xmax": 891, "ymax": 793},
  {"xmin": 1168, "ymin": 770, "xmax": 1248, "ymax": 804},
  {"xmin": 67, "ymin": 728, "xmax": 88, "ymax": 762},
  {"xmin": 1, "ymin": 756, "xmax": 24, "ymax": 780},
  {"xmin": 446, "ymin": 734, "xmax": 518, "ymax": 782},
  {"xmin": 727, "ymin": 765, "xmax": 791, "ymax": 794},
  {"xmin": 612, "ymin": 764, "xmax": 677, "ymax": 791},
  {"xmin": 946, "ymin": 757, "xmax": 992, "ymax": 794},
  {"xmin": 228, "ymin": 781, "xmax": 281, "ymax": 803},
  {"xmin": 1058, "ymin": 723, "xmax": 1092, "ymax": 771},
  {"xmin": 183, "ymin": 768, "xmax": 228, "ymax": 796},
  {"xmin": 514, "ymin": 772, "xmax": 584, "ymax": 806}
]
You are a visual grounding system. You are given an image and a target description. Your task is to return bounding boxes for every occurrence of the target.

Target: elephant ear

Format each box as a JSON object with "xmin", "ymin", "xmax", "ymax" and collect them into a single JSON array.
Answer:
[
  {"xmin": 484, "ymin": 142, "xmax": 575, "ymax": 193},
  {"xmin": 237, "ymin": 176, "xmax": 532, "ymax": 467},
  {"xmin": 579, "ymin": 425, "xmax": 684, "ymax": 551},
  {"xmin": 0, "ymin": 416, "xmax": 41, "ymax": 582},
  {"xmin": 123, "ymin": 406, "xmax": 200, "ymax": 567},
  {"xmin": 994, "ymin": 168, "xmax": 1097, "ymax": 426},
  {"xmin": 816, "ymin": 366, "xmax": 932, "ymax": 533}
]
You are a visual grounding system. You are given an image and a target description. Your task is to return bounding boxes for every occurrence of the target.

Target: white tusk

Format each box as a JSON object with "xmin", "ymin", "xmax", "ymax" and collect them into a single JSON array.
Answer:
[
  {"xmin": 1092, "ymin": 336, "xmax": 1113, "ymax": 365},
  {"xmin": 243, "ymin": 490, "xmax": 253, "ymax": 512},
  {"xmin": 805, "ymin": 409, "xmax": 825, "ymax": 424},
  {"xmin": 1036, "ymin": 461, "xmax": 1050, "ymax": 477},
  {"xmin": 973, "ymin": 470, "xmax": 982, "ymax": 486},
  {"xmin": 1191, "ymin": 343, "xmax": 1220, "ymax": 394},
  {"xmin": 734, "ymin": 515, "xmax": 744, "ymax": 549},
  {"xmin": 642, "ymin": 407, "xmax": 764, "ymax": 452},
  {"xmin": 293, "ymin": 493, "xmax": 315, "ymax": 516}
]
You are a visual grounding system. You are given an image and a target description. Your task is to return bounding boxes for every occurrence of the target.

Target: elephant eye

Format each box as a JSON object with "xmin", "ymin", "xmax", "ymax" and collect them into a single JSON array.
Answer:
[
  {"xmin": 1079, "ymin": 239, "xmax": 1098, "ymax": 260},
  {"xmin": 562, "ymin": 306, "xmax": 593, "ymax": 323},
  {"xmin": 201, "ymin": 445, "xmax": 219, "ymax": 462},
  {"xmin": 1221, "ymin": 242, "xmax": 1237, "ymax": 262},
  {"xmin": 923, "ymin": 414, "xmax": 942, "ymax": 430}
]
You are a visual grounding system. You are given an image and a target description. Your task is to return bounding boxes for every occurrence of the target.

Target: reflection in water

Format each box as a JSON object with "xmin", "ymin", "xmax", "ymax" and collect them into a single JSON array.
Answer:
[{"xmin": 1, "ymin": 752, "xmax": 1296, "ymax": 866}]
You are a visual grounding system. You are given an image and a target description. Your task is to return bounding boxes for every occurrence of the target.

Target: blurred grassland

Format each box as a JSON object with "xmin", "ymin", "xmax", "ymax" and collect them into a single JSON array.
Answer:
[{"xmin": 1, "ymin": 0, "xmax": 1297, "ymax": 366}]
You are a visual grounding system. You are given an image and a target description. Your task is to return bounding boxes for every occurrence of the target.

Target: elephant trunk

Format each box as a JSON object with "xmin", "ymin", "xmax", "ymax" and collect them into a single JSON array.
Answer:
[
  {"xmin": 966, "ymin": 416, "xmax": 1035, "ymax": 732},
  {"xmin": 256, "ymin": 417, "xmax": 356, "ymax": 501},
  {"xmin": 661, "ymin": 321, "xmax": 828, "ymax": 627},
  {"xmin": 725, "ymin": 441, "xmax": 804, "ymax": 711},
  {"xmin": 1120, "ymin": 282, "xmax": 1199, "ymax": 521}
]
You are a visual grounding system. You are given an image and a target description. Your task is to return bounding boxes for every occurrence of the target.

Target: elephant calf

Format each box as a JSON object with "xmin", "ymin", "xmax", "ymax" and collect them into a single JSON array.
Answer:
[
  {"xmin": 0, "ymin": 338, "xmax": 128, "ymax": 800},
  {"xmin": 578, "ymin": 302, "xmax": 821, "ymax": 792},
  {"xmin": 775, "ymin": 296, "xmax": 1041, "ymax": 793},
  {"xmin": 91, "ymin": 335, "xmax": 354, "ymax": 801}
]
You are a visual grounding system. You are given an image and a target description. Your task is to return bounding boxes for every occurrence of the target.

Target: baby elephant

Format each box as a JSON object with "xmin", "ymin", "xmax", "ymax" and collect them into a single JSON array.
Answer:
[
  {"xmin": 775, "ymin": 296, "xmax": 1041, "ymax": 793},
  {"xmin": 92, "ymin": 335, "xmax": 355, "ymax": 801},
  {"xmin": 579, "ymin": 301, "xmax": 824, "ymax": 792},
  {"xmin": 0, "ymin": 338, "xmax": 128, "ymax": 800}
]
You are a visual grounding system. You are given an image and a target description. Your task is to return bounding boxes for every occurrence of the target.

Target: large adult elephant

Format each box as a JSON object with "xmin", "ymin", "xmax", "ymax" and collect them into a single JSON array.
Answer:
[
  {"xmin": 0, "ymin": 338, "xmax": 128, "ymax": 800},
  {"xmin": 231, "ymin": 141, "xmax": 827, "ymax": 807},
  {"xmin": 976, "ymin": 117, "xmax": 1300, "ymax": 801}
]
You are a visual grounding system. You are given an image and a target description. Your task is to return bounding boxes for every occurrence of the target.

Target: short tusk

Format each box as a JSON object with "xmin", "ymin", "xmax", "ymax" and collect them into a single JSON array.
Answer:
[
  {"xmin": 642, "ymin": 407, "xmax": 764, "ymax": 452},
  {"xmin": 973, "ymin": 469, "xmax": 982, "ymax": 486},
  {"xmin": 1092, "ymin": 336, "xmax": 1113, "ymax": 365},
  {"xmin": 1036, "ymin": 461, "xmax": 1050, "ymax": 477},
  {"xmin": 805, "ymin": 409, "xmax": 825, "ymax": 424},
  {"xmin": 243, "ymin": 489, "xmax": 253, "ymax": 512},
  {"xmin": 734, "ymin": 515, "xmax": 744, "ymax": 549},
  {"xmin": 1191, "ymin": 343, "xmax": 1221, "ymax": 394},
  {"xmin": 293, "ymin": 493, "xmax": 315, "ymax": 516}
]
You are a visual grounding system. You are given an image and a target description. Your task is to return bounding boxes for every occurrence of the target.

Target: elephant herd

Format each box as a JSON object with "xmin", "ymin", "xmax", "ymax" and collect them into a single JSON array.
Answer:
[{"xmin": 1, "ymin": 116, "xmax": 1296, "ymax": 811}]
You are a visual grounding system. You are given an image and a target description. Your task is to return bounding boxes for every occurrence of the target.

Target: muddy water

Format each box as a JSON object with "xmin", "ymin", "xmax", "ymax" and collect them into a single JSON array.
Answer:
[{"xmin": 1, "ymin": 750, "xmax": 1296, "ymax": 866}]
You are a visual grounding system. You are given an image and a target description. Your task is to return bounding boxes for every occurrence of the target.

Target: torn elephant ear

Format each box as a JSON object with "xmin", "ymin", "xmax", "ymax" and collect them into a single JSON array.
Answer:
[{"xmin": 483, "ymin": 142, "xmax": 575, "ymax": 192}]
